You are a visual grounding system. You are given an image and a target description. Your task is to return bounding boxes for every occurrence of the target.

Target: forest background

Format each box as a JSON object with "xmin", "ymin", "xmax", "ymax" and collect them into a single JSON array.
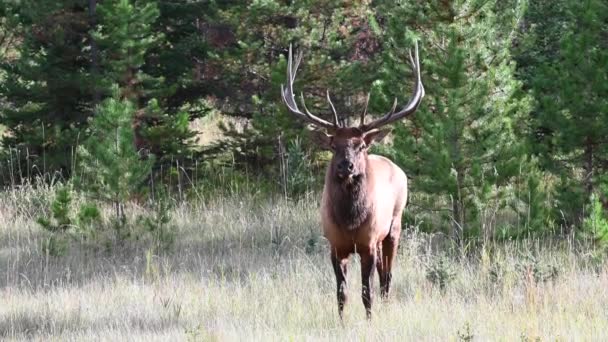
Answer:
[
  {"xmin": 1, "ymin": 0, "xmax": 608, "ymax": 339},
  {"xmin": 3, "ymin": 0, "xmax": 605, "ymax": 247},
  {"xmin": 0, "ymin": 0, "xmax": 607, "ymax": 254}
]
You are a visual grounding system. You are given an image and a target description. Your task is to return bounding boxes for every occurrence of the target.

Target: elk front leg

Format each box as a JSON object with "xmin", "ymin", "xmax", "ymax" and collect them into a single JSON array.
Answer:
[
  {"xmin": 331, "ymin": 250, "xmax": 349, "ymax": 320},
  {"xmin": 360, "ymin": 248, "xmax": 377, "ymax": 320}
]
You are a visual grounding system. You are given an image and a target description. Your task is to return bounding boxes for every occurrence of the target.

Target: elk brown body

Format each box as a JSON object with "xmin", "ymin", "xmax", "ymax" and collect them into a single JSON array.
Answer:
[{"xmin": 281, "ymin": 42, "xmax": 424, "ymax": 319}]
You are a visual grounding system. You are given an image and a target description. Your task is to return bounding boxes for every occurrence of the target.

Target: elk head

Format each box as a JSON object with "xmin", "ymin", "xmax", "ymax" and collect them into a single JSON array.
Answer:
[{"xmin": 280, "ymin": 42, "xmax": 425, "ymax": 184}]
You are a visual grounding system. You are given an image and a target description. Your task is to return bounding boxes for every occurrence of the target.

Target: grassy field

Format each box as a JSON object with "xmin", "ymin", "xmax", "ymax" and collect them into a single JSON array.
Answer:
[{"xmin": 1, "ymin": 189, "xmax": 608, "ymax": 341}]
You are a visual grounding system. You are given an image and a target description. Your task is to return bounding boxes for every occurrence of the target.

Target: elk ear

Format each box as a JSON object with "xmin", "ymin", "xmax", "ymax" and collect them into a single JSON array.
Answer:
[
  {"xmin": 310, "ymin": 130, "xmax": 333, "ymax": 150},
  {"xmin": 363, "ymin": 128, "xmax": 391, "ymax": 146}
]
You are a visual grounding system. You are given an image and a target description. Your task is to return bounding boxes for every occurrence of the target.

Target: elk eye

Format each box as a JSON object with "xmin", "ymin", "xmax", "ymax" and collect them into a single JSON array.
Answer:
[{"xmin": 330, "ymin": 143, "xmax": 336, "ymax": 151}]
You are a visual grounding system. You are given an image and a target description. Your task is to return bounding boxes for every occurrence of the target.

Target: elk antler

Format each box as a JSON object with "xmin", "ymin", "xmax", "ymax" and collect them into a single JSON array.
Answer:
[
  {"xmin": 280, "ymin": 45, "xmax": 339, "ymax": 130},
  {"xmin": 360, "ymin": 41, "xmax": 425, "ymax": 131}
]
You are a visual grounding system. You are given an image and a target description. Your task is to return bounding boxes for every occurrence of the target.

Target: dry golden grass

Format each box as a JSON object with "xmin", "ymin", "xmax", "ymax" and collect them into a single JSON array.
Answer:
[{"xmin": 1, "ymin": 190, "xmax": 607, "ymax": 341}]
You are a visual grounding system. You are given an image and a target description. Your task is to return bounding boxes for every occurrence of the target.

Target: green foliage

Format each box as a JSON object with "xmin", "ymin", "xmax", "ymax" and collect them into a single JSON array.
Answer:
[
  {"xmin": 498, "ymin": 160, "xmax": 555, "ymax": 240},
  {"xmin": 138, "ymin": 195, "xmax": 176, "ymax": 252},
  {"xmin": 94, "ymin": 0, "xmax": 197, "ymax": 162},
  {"xmin": 140, "ymin": 99, "xmax": 197, "ymax": 160},
  {"xmin": 425, "ymin": 255, "xmax": 456, "ymax": 291},
  {"xmin": 208, "ymin": 1, "xmax": 382, "ymax": 171},
  {"xmin": 77, "ymin": 90, "xmax": 154, "ymax": 222},
  {"xmin": 37, "ymin": 186, "xmax": 73, "ymax": 233},
  {"xmin": 78, "ymin": 203, "xmax": 102, "ymax": 228},
  {"xmin": 2, "ymin": 0, "xmax": 607, "ymax": 246},
  {"xmin": 93, "ymin": 0, "xmax": 162, "ymax": 97},
  {"xmin": 378, "ymin": 0, "xmax": 531, "ymax": 242},
  {"xmin": 304, "ymin": 229, "xmax": 321, "ymax": 255},
  {"xmin": 282, "ymin": 137, "xmax": 318, "ymax": 198},
  {"xmin": 517, "ymin": 254, "xmax": 561, "ymax": 284},
  {"xmin": 37, "ymin": 185, "xmax": 101, "ymax": 256},
  {"xmin": 518, "ymin": 166, "xmax": 554, "ymax": 235},
  {"xmin": 457, "ymin": 322, "xmax": 475, "ymax": 342},
  {"xmin": 37, "ymin": 182, "xmax": 180, "ymax": 254},
  {"xmin": 193, "ymin": 162, "xmax": 275, "ymax": 199},
  {"xmin": 0, "ymin": 1, "xmax": 96, "ymax": 177},
  {"xmin": 518, "ymin": 0, "xmax": 608, "ymax": 225},
  {"xmin": 582, "ymin": 194, "xmax": 608, "ymax": 249},
  {"xmin": 0, "ymin": 0, "xmax": 198, "ymax": 184}
]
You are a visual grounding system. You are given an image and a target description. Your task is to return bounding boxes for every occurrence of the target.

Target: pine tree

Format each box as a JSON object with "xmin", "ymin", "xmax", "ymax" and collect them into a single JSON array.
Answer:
[
  {"xmin": 93, "ymin": 0, "xmax": 162, "ymax": 100},
  {"xmin": 375, "ymin": 0, "xmax": 531, "ymax": 242},
  {"xmin": 77, "ymin": 89, "xmax": 153, "ymax": 223},
  {"xmin": 0, "ymin": 3, "xmax": 20, "ymax": 60},
  {"xmin": 0, "ymin": 0, "xmax": 199, "ymax": 182},
  {"xmin": 0, "ymin": 1, "xmax": 96, "ymax": 179},
  {"xmin": 521, "ymin": 0, "xmax": 608, "ymax": 225},
  {"xmin": 153, "ymin": 1, "xmax": 217, "ymax": 114},
  {"xmin": 205, "ymin": 1, "xmax": 383, "ymax": 177},
  {"xmin": 93, "ymin": 0, "xmax": 196, "ymax": 162}
]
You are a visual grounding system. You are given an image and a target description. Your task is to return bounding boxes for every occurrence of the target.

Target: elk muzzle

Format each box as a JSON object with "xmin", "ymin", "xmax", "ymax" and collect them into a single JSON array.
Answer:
[{"xmin": 336, "ymin": 160, "xmax": 354, "ymax": 178}]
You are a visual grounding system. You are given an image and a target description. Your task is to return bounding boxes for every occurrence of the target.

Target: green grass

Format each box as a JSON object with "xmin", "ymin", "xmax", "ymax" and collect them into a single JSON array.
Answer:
[{"xmin": 1, "ymin": 188, "xmax": 607, "ymax": 340}]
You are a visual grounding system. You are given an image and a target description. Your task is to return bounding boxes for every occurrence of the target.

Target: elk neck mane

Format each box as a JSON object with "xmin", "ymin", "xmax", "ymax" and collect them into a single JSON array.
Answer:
[{"xmin": 328, "ymin": 163, "xmax": 373, "ymax": 231}]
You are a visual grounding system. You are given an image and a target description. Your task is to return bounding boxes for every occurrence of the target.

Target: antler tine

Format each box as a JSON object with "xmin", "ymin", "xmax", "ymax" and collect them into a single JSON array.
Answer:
[
  {"xmin": 361, "ymin": 41, "xmax": 425, "ymax": 131},
  {"xmin": 280, "ymin": 44, "xmax": 336, "ymax": 130},
  {"xmin": 300, "ymin": 92, "xmax": 317, "ymax": 119},
  {"xmin": 408, "ymin": 46, "xmax": 425, "ymax": 99},
  {"xmin": 293, "ymin": 49, "xmax": 303, "ymax": 81},
  {"xmin": 390, "ymin": 97, "xmax": 398, "ymax": 113},
  {"xmin": 360, "ymin": 92, "xmax": 370, "ymax": 126},
  {"xmin": 326, "ymin": 90, "xmax": 340, "ymax": 127}
]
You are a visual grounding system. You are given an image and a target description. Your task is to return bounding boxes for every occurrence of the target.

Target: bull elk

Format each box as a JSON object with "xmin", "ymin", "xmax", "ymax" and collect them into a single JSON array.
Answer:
[{"xmin": 281, "ymin": 42, "xmax": 424, "ymax": 319}]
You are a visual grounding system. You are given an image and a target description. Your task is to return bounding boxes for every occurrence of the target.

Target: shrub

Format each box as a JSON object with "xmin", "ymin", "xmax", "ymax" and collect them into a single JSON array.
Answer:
[
  {"xmin": 425, "ymin": 255, "xmax": 456, "ymax": 292},
  {"xmin": 283, "ymin": 137, "xmax": 317, "ymax": 199},
  {"xmin": 37, "ymin": 185, "xmax": 101, "ymax": 256},
  {"xmin": 138, "ymin": 195, "xmax": 176, "ymax": 252},
  {"xmin": 77, "ymin": 89, "xmax": 154, "ymax": 224},
  {"xmin": 517, "ymin": 254, "xmax": 561, "ymax": 284},
  {"xmin": 582, "ymin": 193, "xmax": 608, "ymax": 250}
]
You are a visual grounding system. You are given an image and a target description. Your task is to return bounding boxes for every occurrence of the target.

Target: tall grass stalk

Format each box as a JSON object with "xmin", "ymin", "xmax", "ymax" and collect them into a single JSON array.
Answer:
[{"xmin": 1, "ymin": 186, "xmax": 607, "ymax": 340}]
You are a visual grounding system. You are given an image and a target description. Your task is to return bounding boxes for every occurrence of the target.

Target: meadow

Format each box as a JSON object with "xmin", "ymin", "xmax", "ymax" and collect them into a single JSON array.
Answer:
[{"xmin": 1, "ymin": 187, "xmax": 607, "ymax": 341}]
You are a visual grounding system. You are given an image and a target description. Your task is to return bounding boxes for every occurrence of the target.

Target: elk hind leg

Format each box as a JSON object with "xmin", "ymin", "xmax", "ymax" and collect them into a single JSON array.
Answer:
[
  {"xmin": 380, "ymin": 218, "xmax": 401, "ymax": 298},
  {"xmin": 376, "ymin": 241, "xmax": 388, "ymax": 299}
]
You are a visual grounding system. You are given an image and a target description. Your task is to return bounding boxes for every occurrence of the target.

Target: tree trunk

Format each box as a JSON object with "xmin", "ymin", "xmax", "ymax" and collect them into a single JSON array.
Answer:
[
  {"xmin": 451, "ymin": 171, "xmax": 465, "ymax": 248},
  {"xmin": 583, "ymin": 137, "xmax": 594, "ymax": 199},
  {"xmin": 452, "ymin": 199, "xmax": 462, "ymax": 246},
  {"xmin": 578, "ymin": 137, "xmax": 596, "ymax": 228},
  {"xmin": 89, "ymin": 0, "xmax": 100, "ymax": 105}
]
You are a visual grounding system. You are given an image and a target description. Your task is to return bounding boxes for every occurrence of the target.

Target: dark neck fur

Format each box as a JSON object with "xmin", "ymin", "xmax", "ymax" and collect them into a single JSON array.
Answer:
[{"xmin": 329, "ymin": 172, "xmax": 370, "ymax": 231}]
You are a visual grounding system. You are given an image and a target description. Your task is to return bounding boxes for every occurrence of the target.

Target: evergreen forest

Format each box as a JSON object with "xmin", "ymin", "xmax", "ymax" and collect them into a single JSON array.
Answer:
[
  {"xmin": 3, "ymin": 0, "xmax": 604, "ymax": 245},
  {"xmin": 2, "ymin": 1, "xmax": 608, "ymax": 339}
]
